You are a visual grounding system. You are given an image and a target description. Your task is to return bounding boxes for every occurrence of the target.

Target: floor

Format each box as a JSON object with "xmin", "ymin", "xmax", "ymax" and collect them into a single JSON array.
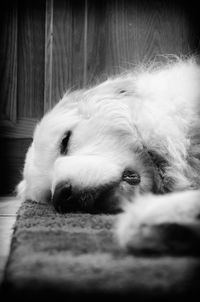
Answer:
[{"xmin": 0, "ymin": 196, "xmax": 22, "ymax": 283}]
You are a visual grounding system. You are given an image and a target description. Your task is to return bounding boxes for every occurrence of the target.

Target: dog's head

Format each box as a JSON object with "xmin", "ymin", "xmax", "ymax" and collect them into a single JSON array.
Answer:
[{"xmin": 17, "ymin": 77, "xmax": 174, "ymax": 213}]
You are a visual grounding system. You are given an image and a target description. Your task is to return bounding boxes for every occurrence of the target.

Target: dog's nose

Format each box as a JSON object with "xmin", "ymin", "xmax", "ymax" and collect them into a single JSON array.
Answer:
[
  {"xmin": 52, "ymin": 182, "xmax": 120, "ymax": 214},
  {"xmin": 52, "ymin": 182, "xmax": 73, "ymax": 213}
]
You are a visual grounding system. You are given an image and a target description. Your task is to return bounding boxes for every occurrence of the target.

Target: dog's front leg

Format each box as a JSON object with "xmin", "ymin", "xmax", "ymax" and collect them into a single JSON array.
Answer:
[{"xmin": 115, "ymin": 191, "xmax": 200, "ymax": 254}]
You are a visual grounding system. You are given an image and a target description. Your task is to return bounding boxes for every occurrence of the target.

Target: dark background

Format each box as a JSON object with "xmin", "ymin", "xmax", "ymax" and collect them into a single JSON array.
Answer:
[{"xmin": 0, "ymin": 0, "xmax": 200, "ymax": 195}]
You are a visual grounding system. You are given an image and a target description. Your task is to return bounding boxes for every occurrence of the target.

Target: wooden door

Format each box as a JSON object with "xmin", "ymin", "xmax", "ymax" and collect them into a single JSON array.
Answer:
[{"xmin": 0, "ymin": 0, "xmax": 199, "ymax": 194}]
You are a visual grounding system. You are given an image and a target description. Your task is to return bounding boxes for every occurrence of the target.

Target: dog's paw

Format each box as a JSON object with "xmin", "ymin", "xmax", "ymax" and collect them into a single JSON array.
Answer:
[{"xmin": 115, "ymin": 191, "xmax": 200, "ymax": 254}]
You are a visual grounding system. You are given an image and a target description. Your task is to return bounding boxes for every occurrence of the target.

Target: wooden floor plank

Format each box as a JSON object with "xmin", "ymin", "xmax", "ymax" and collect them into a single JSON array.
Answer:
[
  {"xmin": 0, "ymin": 196, "xmax": 22, "ymax": 283},
  {"xmin": 0, "ymin": 196, "xmax": 22, "ymax": 215}
]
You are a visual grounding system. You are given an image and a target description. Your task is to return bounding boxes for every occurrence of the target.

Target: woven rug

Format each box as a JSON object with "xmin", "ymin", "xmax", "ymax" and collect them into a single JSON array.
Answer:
[{"xmin": 1, "ymin": 200, "xmax": 200, "ymax": 301}]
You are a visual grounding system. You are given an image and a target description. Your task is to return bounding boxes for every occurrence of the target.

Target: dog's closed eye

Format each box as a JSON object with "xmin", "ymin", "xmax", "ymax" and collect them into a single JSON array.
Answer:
[
  {"xmin": 119, "ymin": 89, "xmax": 126, "ymax": 94},
  {"xmin": 60, "ymin": 131, "xmax": 72, "ymax": 155}
]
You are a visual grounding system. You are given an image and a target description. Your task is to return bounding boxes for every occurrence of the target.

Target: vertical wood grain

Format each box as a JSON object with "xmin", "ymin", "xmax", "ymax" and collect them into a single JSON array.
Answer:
[
  {"xmin": 83, "ymin": 0, "xmax": 88, "ymax": 86},
  {"xmin": 44, "ymin": 0, "xmax": 54, "ymax": 113},
  {"xmin": 50, "ymin": 0, "xmax": 85, "ymax": 106},
  {"xmin": 86, "ymin": 0, "xmax": 193, "ymax": 85},
  {"xmin": 0, "ymin": 1, "xmax": 18, "ymax": 123},
  {"xmin": 134, "ymin": 0, "xmax": 191, "ymax": 61},
  {"xmin": 86, "ymin": 0, "xmax": 108, "ymax": 84},
  {"xmin": 17, "ymin": 0, "xmax": 45, "ymax": 119}
]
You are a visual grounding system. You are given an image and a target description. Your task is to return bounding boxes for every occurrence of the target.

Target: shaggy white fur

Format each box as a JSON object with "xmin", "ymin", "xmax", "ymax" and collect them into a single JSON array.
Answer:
[{"xmin": 18, "ymin": 56, "xmax": 200, "ymax": 252}]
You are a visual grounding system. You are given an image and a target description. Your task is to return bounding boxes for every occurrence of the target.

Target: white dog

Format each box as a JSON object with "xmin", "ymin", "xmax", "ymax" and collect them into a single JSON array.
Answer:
[{"xmin": 17, "ymin": 56, "xmax": 200, "ymax": 253}]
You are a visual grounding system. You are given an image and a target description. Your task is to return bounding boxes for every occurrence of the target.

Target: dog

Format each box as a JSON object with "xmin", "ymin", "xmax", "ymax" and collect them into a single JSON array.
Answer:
[{"xmin": 17, "ymin": 56, "xmax": 200, "ymax": 253}]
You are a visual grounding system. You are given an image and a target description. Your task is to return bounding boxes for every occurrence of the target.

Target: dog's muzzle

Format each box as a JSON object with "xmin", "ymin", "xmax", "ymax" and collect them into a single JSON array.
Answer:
[
  {"xmin": 51, "ymin": 156, "xmax": 142, "ymax": 213},
  {"xmin": 52, "ymin": 181, "xmax": 121, "ymax": 214}
]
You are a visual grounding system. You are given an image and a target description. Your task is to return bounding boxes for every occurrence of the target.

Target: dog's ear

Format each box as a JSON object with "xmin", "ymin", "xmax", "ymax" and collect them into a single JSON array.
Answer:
[{"xmin": 147, "ymin": 150, "xmax": 175, "ymax": 194}]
